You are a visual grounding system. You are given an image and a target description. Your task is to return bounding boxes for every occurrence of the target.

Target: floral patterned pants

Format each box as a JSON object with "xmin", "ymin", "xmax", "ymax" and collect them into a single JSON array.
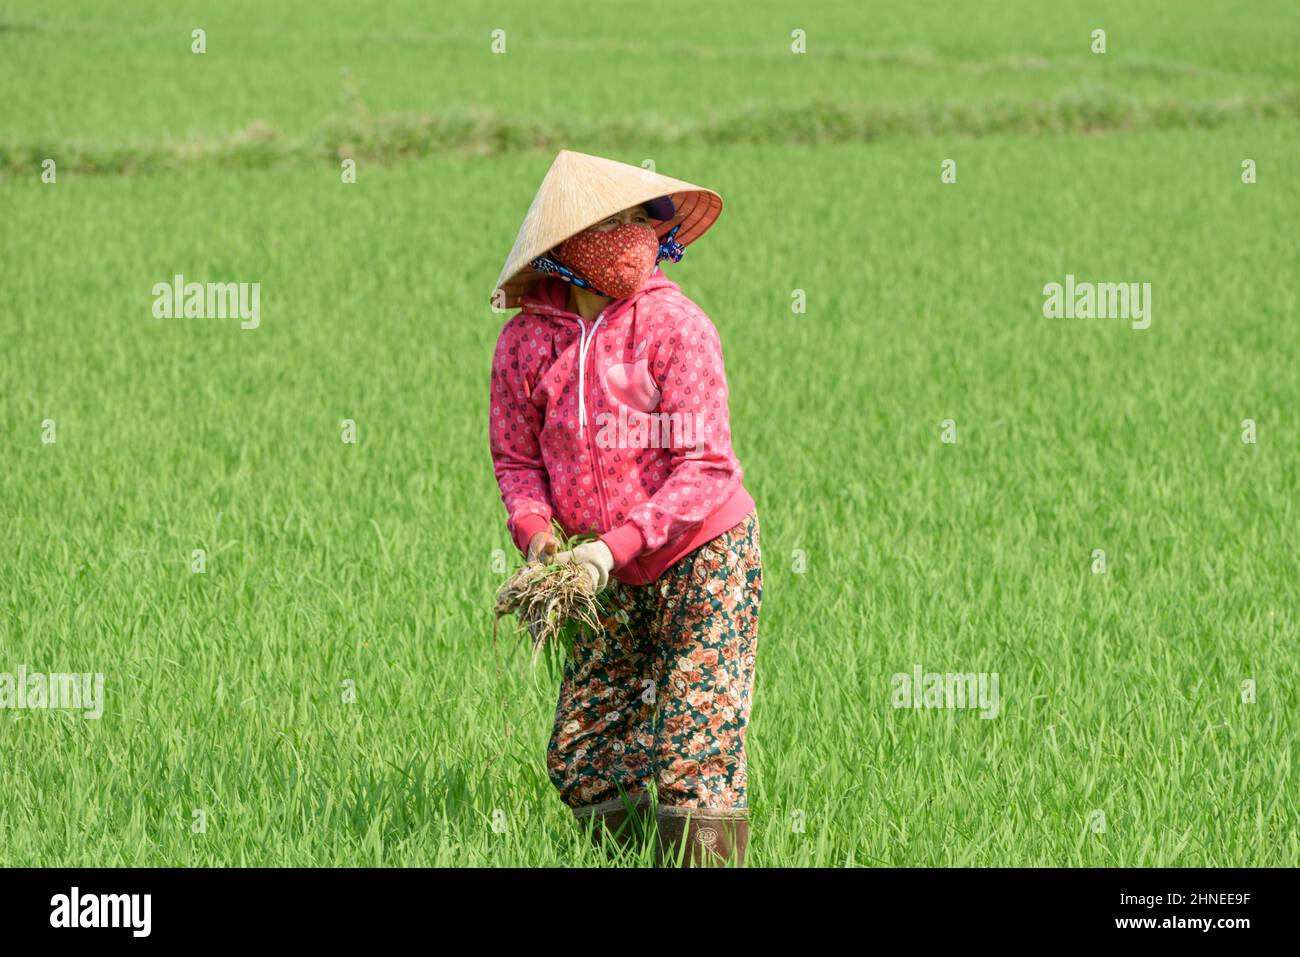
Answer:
[{"xmin": 546, "ymin": 510, "xmax": 763, "ymax": 816}]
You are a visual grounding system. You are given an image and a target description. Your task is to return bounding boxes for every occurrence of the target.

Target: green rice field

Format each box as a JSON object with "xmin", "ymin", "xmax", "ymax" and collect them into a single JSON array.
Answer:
[{"xmin": 1, "ymin": 0, "xmax": 1296, "ymax": 866}]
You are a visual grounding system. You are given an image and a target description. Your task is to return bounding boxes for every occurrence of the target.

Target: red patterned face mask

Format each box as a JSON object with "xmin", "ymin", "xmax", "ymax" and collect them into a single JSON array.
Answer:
[{"xmin": 554, "ymin": 222, "xmax": 660, "ymax": 300}]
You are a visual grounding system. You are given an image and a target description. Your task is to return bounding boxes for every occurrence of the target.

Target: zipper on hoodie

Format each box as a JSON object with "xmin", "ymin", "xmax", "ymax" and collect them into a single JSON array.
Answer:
[
  {"xmin": 576, "ymin": 308, "xmax": 614, "ymax": 537},
  {"xmin": 529, "ymin": 282, "xmax": 663, "ymax": 565}
]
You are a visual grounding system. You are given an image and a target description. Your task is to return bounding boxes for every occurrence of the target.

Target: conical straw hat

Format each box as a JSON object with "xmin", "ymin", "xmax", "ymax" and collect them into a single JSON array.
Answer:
[{"xmin": 492, "ymin": 150, "xmax": 723, "ymax": 309}]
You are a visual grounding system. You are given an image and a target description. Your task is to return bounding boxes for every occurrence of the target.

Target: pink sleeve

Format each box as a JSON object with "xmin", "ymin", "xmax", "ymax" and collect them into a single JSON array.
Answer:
[
  {"xmin": 600, "ymin": 308, "xmax": 743, "ymax": 567},
  {"xmin": 489, "ymin": 319, "xmax": 554, "ymax": 554}
]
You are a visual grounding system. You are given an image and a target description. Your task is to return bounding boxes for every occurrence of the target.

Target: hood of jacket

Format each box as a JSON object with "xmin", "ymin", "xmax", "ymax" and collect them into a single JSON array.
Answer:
[
  {"xmin": 518, "ymin": 269, "xmax": 680, "ymax": 322},
  {"xmin": 515, "ymin": 269, "xmax": 685, "ymax": 438}
]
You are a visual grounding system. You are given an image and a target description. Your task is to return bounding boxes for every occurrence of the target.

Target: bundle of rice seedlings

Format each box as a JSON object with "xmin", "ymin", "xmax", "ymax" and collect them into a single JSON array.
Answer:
[{"xmin": 493, "ymin": 526, "xmax": 608, "ymax": 668}]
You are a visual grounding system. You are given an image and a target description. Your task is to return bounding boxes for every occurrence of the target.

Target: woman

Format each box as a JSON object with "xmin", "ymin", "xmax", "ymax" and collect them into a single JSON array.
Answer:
[{"xmin": 488, "ymin": 150, "xmax": 761, "ymax": 866}]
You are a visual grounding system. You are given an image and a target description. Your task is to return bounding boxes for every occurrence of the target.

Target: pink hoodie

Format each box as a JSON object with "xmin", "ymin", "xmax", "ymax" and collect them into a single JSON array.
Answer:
[{"xmin": 489, "ymin": 270, "xmax": 755, "ymax": 586}]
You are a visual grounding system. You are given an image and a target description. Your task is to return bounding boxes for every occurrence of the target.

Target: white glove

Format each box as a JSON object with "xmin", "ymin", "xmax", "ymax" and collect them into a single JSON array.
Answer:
[{"xmin": 555, "ymin": 540, "xmax": 616, "ymax": 593}]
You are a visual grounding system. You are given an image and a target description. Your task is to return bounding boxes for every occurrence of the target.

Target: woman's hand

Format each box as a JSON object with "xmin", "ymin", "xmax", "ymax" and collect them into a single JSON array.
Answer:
[
  {"xmin": 554, "ymin": 541, "xmax": 616, "ymax": 593},
  {"xmin": 527, "ymin": 531, "xmax": 559, "ymax": 564}
]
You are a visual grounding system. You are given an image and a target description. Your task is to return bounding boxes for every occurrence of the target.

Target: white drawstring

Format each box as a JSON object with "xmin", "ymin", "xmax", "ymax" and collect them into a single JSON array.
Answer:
[{"xmin": 574, "ymin": 310, "xmax": 606, "ymax": 436}]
